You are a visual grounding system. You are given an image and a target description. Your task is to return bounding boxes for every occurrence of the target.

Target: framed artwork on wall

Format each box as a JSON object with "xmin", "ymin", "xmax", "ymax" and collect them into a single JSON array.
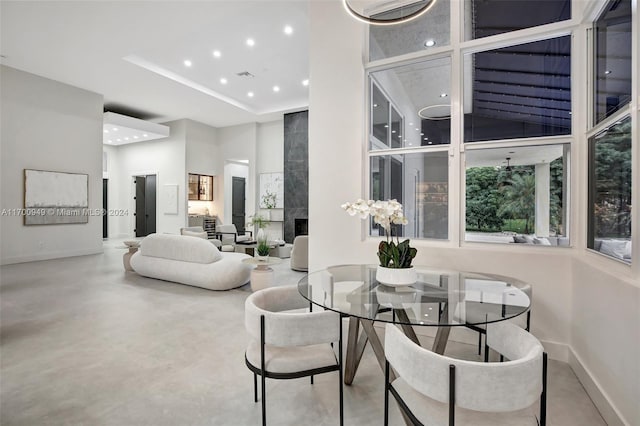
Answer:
[
  {"xmin": 259, "ymin": 172, "xmax": 284, "ymax": 209},
  {"xmin": 23, "ymin": 169, "xmax": 89, "ymax": 225}
]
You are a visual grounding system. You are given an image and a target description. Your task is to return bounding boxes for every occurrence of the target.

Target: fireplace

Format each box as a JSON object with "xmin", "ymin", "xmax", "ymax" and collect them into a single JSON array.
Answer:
[{"xmin": 294, "ymin": 218, "xmax": 308, "ymax": 237}]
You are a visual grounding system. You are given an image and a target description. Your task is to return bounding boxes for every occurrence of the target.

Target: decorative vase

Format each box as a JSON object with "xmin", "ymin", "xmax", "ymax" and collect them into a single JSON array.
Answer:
[
  {"xmin": 376, "ymin": 265, "xmax": 417, "ymax": 287},
  {"xmin": 256, "ymin": 228, "xmax": 266, "ymax": 243}
]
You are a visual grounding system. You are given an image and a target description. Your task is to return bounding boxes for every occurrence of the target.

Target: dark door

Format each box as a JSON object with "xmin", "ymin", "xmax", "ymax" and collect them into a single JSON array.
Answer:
[
  {"xmin": 232, "ymin": 177, "xmax": 246, "ymax": 233},
  {"xmin": 144, "ymin": 175, "xmax": 157, "ymax": 235},
  {"xmin": 102, "ymin": 179, "xmax": 108, "ymax": 239},
  {"xmin": 134, "ymin": 175, "xmax": 157, "ymax": 237},
  {"xmin": 135, "ymin": 176, "xmax": 146, "ymax": 237}
]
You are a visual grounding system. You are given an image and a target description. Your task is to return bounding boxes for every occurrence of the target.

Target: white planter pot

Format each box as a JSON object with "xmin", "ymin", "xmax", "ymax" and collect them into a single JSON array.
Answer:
[
  {"xmin": 256, "ymin": 228, "xmax": 266, "ymax": 243},
  {"xmin": 376, "ymin": 265, "xmax": 417, "ymax": 287}
]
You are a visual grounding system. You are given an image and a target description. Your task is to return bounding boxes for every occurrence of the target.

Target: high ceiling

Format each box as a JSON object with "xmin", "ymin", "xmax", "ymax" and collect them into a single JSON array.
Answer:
[{"xmin": 0, "ymin": 1, "xmax": 310, "ymax": 128}]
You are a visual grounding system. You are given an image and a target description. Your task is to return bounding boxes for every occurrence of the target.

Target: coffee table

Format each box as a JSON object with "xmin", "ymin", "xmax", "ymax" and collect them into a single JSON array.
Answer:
[
  {"xmin": 235, "ymin": 241, "xmax": 277, "ymax": 256},
  {"xmin": 242, "ymin": 257, "xmax": 283, "ymax": 292}
]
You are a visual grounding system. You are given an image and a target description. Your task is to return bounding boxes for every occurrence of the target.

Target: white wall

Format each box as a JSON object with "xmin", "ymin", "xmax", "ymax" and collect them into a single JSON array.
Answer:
[
  {"xmin": 0, "ymin": 66, "xmax": 103, "ymax": 264},
  {"xmin": 109, "ymin": 120, "xmax": 186, "ymax": 236},
  {"xmin": 102, "ymin": 144, "xmax": 121, "ymax": 238},
  {"xmin": 217, "ymin": 123, "xmax": 257, "ymax": 224},
  {"xmin": 256, "ymin": 120, "xmax": 284, "ymax": 239},
  {"xmin": 185, "ymin": 119, "xmax": 219, "ymax": 217},
  {"xmin": 308, "ymin": 3, "xmax": 637, "ymax": 425}
]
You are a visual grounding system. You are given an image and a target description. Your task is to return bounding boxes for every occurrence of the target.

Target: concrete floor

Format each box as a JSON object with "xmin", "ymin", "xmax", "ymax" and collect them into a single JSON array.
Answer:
[{"xmin": 1, "ymin": 241, "xmax": 607, "ymax": 425}]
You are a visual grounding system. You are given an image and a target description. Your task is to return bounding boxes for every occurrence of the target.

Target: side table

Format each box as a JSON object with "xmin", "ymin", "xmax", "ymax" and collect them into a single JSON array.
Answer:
[
  {"xmin": 241, "ymin": 257, "xmax": 283, "ymax": 292},
  {"xmin": 122, "ymin": 240, "xmax": 141, "ymax": 271}
]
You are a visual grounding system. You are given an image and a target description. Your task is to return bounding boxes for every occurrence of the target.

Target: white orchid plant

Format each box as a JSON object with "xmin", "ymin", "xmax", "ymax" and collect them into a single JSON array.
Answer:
[{"xmin": 341, "ymin": 199, "xmax": 417, "ymax": 269}]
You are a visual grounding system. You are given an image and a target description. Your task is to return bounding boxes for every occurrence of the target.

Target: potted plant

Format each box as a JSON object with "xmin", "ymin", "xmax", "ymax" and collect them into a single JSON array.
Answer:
[
  {"xmin": 256, "ymin": 239, "xmax": 271, "ymax": 261},
  {"xmin": 342, "ymin": 199, "xmax": 417, "ymax": 286},
  {"xmin": 248, "ymin": 215, "xmax": 268, "ymax": 242}
]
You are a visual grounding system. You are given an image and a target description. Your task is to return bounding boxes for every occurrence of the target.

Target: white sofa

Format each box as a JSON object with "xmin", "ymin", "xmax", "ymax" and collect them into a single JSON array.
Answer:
[{"xmin": 130, "ymin": 233, "xmax": 252, "ymax": 290}]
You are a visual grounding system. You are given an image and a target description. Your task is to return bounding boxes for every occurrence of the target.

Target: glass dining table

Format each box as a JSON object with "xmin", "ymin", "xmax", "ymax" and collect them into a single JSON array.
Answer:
[{"xmin": 297, "ymin": 264, "xmax": 531, "ymax": 385}]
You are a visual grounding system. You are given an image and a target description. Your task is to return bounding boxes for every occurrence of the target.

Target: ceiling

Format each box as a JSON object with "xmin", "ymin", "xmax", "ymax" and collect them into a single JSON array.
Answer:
[{"xmin": 0, "ymin": 1, "xmax": 310, "ymax": 128}]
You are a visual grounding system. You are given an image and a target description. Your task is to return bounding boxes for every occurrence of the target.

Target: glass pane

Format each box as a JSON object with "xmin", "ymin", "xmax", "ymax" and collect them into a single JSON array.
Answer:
[
  {"xmin": 370, "ymin": 151, "xmax": 448, "ymax": 240},
  {"xmin": 370, "ymin": 57, "xmax": 451, "ymax": 150},
  {"xmin": 465, "ymin": 144, "xmax": 569, "ymax": 245},
  {"xmin": 464, "ymin": 0, "xmax": 570, "ymax": 40},
  {"xmin": 369, "ymin": 0, "xmax": 450, "ymax": 61},
  {"xmin": 372, "ymin": 83, "xmax": 390, "ymax": 145},
  {"xmin": 464, "ymin": 36, "xmax": 571, "ymax": 142},
  {"xmin": 594, "ymin": 0, "xmax": 632, "ymax": 124},
  {"xmin": 391, "ymin": 107, "xmax": 403, "ymax": 148},
  {"xmin": 588, "ymin": 117, "xmax": 632, "ymax": 263}
]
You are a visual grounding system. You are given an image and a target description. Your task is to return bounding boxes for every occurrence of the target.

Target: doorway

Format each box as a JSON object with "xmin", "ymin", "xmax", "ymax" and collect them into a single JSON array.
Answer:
[
  {"xmin": 134, "ymin": 174, "xmax": 156, "ymax": 237},
  {"xmin": 103, "ymin": 179, "xmax": 108, "ymax": 239},
  {"xmin": 232, "ymin": 176, "xmax": 246, "ymax": 233}
]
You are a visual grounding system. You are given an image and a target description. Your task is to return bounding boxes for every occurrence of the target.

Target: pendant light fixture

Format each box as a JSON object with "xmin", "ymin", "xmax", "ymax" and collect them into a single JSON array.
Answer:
[{"xmin": 342, "ymin": 0, "xmax": 438, "ymax": 26}]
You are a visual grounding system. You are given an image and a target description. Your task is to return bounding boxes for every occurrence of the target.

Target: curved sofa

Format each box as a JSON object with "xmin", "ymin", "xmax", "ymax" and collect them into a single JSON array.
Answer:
[{"xmin": 130, "ymin": 233, "xmax": 252, "ymax": 290}]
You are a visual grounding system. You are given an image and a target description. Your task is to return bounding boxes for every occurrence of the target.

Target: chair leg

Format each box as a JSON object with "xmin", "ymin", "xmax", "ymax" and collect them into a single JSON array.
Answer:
[
  {"xmin": 260, "ymin": 315, "xmax": 267, "ymax": 426},
  {"xmin": 254, "ymin": 372, "xmax": 258, "ymax": 403},
  {"xmin": 339, "ymin": 315, "xmax": 344, "ymax": 426},
  {"xmin": 477, "ymin": 332, "xmax": 482, "ymax": 355},
  {"xmin": 384, "ymin": 360, "xmax": 390, "ymax": 426},
  {"xmin": 310, "ymin": 375, "xmax": 314, "ymax": 385},
  {"xmin": 540, "ymin": 352, "xmax": 548, "ymax": 426},
  {"xmin": 484, "ymin": 341, "xmax": 489, "ymax": 362}
]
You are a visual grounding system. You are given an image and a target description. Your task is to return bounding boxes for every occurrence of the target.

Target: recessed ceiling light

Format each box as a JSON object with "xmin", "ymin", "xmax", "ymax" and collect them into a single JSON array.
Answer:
[
  {"xmin": 409, "ymin": 122, "xmax": 413, "ymax": 126},
  {"xmin": 428, "ymin": 141, "xmax": 433, "ymax": 145},
  {"xmin": 373, "ymin": 103, "xmax": 378, "ymax": 108},
  {"xmin": 284, "ymin": 25, "xmax": 293, "ymax": 35},
  {"xmin": 143, "ymin": 134, "xmax": 148, "ymax": 137},
  {"xmin": 384, "ymin": 125, "xmax": 389, "ymax": 128},
  {"xmin": 213, "ymin": 50, "xmax": 221, "ymax": 58},
  {"xmin": 112, "ymin": 127, "xmax": 118, "ymax": 131},
  {"xmin": 420, "ymin": 133, "xmax": 424, "ymax": 136},
  {"xmin": 248, "ymin": 91, "xmax": 254, "ymax": 98},
  {"xmin": 392, "ymin": 130, "xmax": 396, "ymax": 134},
  {"xmin": 302, "ymin": 79, "xmax": 309, "ymax": 87},
  {"xmin": 117, "ymin": 138, "xmax": 121, "ymax": 142},
  {"xmin": 108, "ymin": 140, "xmax": 112, "ymax": 143},
  {"xmin": 415, "ymin": 128, "xmax": 419, "ymax": 131},
  {"xmin": 220, "ymin": 77, "xmax": 228, "ymax": 85},
  {"xmin": 184, "ymin": 59, "xmax": 192, "ymax": 67},
  {"xmin": 133, "ymin": 135, "xmax": 139, "ymax": 139},
  {"xmin": 424, "ymin": 39, "xmax": 436, "ymax": 47},
  {"xmin": 103, "ymin": 129, "xmax": 109, "ymax": 133},
  {"xmin": 124, "ymin": 137, "xmax": 129, "ymax": 141},
  {"xmin": 604, "ymin": 70, "xmax": 612, "ymax": 75},
  {"xmin": 440, "ymin": 93, "xmax": 447, "ymax": 98},
  {"xmin": 246, "ymin": 38, "xmax": 255, "ymax": 47},
  {"xmin": 273, "ymin": 86, "xmax": 280, "ymax": 92}
]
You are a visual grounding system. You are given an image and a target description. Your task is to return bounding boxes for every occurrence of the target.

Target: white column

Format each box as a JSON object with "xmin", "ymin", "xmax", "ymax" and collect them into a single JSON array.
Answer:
[{"xmin": 535, "ymin": 163, "xmax": 550, "ymax": 237}]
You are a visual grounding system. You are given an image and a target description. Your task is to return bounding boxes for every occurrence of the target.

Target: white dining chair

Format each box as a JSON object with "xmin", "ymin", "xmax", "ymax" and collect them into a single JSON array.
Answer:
[
  {"xmin": 384, "ymin": 321, "xmax": 547, "ymax": 426},
  {"xmin": 244, "ymin": 285, "xmax": 343, "ymax": 426}
]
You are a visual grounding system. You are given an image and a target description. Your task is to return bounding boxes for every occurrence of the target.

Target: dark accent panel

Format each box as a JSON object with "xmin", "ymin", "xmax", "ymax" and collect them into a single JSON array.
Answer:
[
  {"xmin": 232, "ymin": 177, "xmax": 246, "ymax": 234},
  {"xmin": 284, "ymin": 111, "xmax": 309, "ymax": 243}
]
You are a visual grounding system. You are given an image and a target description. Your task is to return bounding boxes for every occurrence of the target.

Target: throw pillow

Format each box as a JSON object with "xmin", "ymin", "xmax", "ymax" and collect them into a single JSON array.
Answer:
[
  {"xmin": 533, "ymin": 237, "xmax": 552, "ymax": 246},
  {"xmin": 599, "ymin": 239, "xmax": 628, "ymax": 260},
  {"xmin": 182, "ymin": 230, "xmax": 208, "ymax": 239}
]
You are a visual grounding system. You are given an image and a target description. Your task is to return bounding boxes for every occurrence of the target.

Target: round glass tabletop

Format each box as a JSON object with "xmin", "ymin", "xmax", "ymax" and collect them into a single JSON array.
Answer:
[{"xmin": 297, "ymin": 264, "xmax": 530, "ymax": 327}]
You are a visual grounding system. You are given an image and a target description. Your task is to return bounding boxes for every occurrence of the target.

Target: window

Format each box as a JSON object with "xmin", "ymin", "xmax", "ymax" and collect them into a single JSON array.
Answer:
[
  {"xmin": 370, "ymin": 57, "xmax": 451, "ymax": 151},
  {"xmin": 464, "ymin": 0, "xmax": 571, "ymax": 40},
  {"xmin": 370, "ymin": 151, "xmax": 449, "ymax": 240},
  {"xmin": 465, "ymin": 144, "xmax": 569, "ymax": 245},
  {"xmin": 594, "ymin": 0, "xmax": 632, "ymax": 124},
  {"xmin": 464, "ymin": 36, "xmax": 572, "ymax": 142},
  {"xmin": 369, "ymin": 0, "xmax": 450, "ymax": 61},
  {"xmin": 588, "ymin": 117, "xmax": 632, "ymax": 264}
]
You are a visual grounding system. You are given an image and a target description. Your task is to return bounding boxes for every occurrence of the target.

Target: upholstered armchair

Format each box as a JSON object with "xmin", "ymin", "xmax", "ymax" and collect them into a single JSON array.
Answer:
[
  {"xmin": 384, "ymin": 321, "xmax": 547, "ymax": 426},
  {"xmin": 216, "ymin": 224, "xmax": 252, "ymax": 248},
  {"xmin": 290, "ymin": 235, "xmax": 308, "ymax": 272},
  {"xmin": 244, "ymin": 285, "xmax": 343, "ymax": 426}
]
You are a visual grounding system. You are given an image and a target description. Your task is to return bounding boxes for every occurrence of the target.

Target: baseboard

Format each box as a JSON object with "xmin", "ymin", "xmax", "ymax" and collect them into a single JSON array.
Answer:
[
  {"xmin": 569, "ymin": 349, "xmax": 628, "ymax": 426},
  {"xmin": 1, "ymin": 247, "xmax": 104, "ymax": 265},
  {"xmin": 539, "ymin": 339, "xmax": 569, "ymax": 362}
]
